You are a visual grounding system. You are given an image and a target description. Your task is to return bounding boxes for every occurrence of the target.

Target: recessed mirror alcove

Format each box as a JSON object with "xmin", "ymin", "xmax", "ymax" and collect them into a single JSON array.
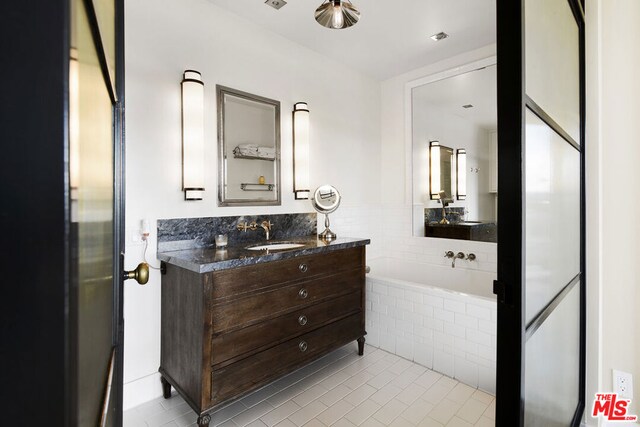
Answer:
[
  {"xmin": 411, "ymin": 61, "xmax": 498, "ymax": 242},
  {"xmin": 217, "ymin": 85, "xmax": 281, "ymax": 206}
]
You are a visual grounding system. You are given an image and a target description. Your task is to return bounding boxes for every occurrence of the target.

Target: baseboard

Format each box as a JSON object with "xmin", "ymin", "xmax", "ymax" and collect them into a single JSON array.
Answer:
[{"xmin": 123, "ymin": 372, "xmax": 163, "ymax": 411}]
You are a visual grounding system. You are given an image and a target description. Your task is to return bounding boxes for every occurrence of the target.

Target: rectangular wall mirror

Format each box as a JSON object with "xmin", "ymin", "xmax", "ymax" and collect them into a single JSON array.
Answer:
[
  {"xmin": 217, "ymin": 85, "xmax": 281, "ymax": 206},
  {"xmin": 412, "ymin": 62, "xmax": 497, "ymax": 242}
]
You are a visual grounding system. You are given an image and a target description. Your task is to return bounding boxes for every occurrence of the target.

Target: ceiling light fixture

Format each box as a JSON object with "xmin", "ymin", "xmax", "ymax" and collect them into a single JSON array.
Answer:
[
  {"xmin": 315, "ymin": 0, "xmax": 360, "ymax": 30},
  {"xmin": 430, "ymin": 32, "xmax": 449, "ymax": 41},
  {"xmin": 265, "ymin": 0, "xmax": 287, "ymax": 10}
]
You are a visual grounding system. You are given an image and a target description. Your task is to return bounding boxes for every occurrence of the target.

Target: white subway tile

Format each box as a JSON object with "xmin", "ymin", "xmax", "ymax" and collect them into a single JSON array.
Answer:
[
  {"xmin": 434, "ymin": 308, "xmax": 455, "ymax": 323},
  {"xmin": 478, "ymin": 367, "xmax": 496, "ymax": 395},
  {"xmin": 380, "ymin": 295, "xmax": 396, "ymax": 308},
  {"xmin": 466, "ymin": 304, "xmax": 492, "ymax": 320},
  {"xmin": 444, "ymin": 300, "xmax": 466, "ymax": 314},
  {"xmin": 424, "ymin": 317, "xmax": 444, "ymax": 332},
  {"xmin": 454, "ymin": 357, "xmax": 479, "ymax": 389},
  {"xmin": 396, "ymin": 299, "xmax": 413, "ymax": 312},
  {"xmin": 379, "ymin": 332, "xmax": 396, "ymax": 353},
  {"xmin": 454, "ymin": 313, "xmax": 478, "ymax": 330},
  {"xmin": 413, "ymin": 342, "xmax": 434, "ymax": 369},
  {"xmin": 424, "ymin": 295, "xmax": 444, "ymax": 309},
  {"xmin": 414, "ymin": 304, "xmax": 434, "ymax": 318},
  {"xmin": 477, "ymin": 344, "xmax": 496, "ymax": 362},
  {"xmin": 433, "ymin": 350, "xmax": 455, "ymax": 377},
  {"xmin": 404, "ymin": 290, "xmax": 423, "ymax": 304},
  {"xmin": 389, "ymin": 287, "xmax": 404, "ymax": 299},
  {"xmin": 466, "ymin": 329, "xmax": 492, "ymax": 347},
  {"xmin": 478, "ymin": 319, "xmax": 496, "ymax": 335},
  {"xmin": 444, "ymin": 322, "xmax": 466, "ymax": 339},
  {"xmin": 404, "ymin": 311, "xmax": 424, "ymax": 326},
  {"xmin": 396, "ymin": 337, "xmax": 414, "ymax": 360}
]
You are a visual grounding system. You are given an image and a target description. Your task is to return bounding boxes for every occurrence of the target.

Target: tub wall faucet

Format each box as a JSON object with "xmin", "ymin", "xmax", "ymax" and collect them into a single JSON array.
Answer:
[{"xmin": 444, "ymin": 251, "xmax": 477, "ymax": 268}]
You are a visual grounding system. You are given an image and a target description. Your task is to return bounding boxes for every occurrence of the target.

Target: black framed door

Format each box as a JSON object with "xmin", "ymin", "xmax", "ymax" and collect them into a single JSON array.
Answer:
[
  {"xmin": 495, "ymin": 0, "xmax": 585, "ymax": 426},
  {"xmin": 69, "ymin": 0, "xmax": 125, "ymax": 425}
]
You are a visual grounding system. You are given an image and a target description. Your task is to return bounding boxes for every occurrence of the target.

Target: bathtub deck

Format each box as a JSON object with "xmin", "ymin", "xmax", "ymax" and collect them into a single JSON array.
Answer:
[{"xmin": 124, "ymin": 344, "xmax": 495, "ymax": 427}]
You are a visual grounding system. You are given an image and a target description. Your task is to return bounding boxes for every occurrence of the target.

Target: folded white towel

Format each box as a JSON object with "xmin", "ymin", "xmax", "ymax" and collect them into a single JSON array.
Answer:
[{"xmin": 257, "ymin": 146, "xmax": 276, "ymax": 159}]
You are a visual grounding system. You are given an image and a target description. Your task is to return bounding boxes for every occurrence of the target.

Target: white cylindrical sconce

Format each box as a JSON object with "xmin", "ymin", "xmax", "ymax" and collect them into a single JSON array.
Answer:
[
  {"xmin": 430, "ymin": 141, "xmax": 441, "ymax": 199},
  {"xmin": 181, "ymin": 70, "xmax": 205, "ymax": 200},
  {"xmin": 293, "ymin": 102, "xmax": 310, "ymax": 200},
  {"xmin": 456, "ymin": 148, "xmax": 467, "ymax": 200}
]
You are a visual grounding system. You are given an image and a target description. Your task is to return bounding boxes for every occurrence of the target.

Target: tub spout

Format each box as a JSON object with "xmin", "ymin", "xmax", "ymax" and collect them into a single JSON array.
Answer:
[{"xmin": 452, "ymin": 252, "xmax": 465, "ymax": 268}]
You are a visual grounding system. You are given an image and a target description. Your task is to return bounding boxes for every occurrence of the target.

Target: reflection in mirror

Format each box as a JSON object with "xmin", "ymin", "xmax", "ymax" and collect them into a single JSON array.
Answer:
[
  {"xmin": 412, "ymin": 64, "xmax": 497, "ymax": 242},
  {"xmin": 429, "ymin": 141, "xmax": 454, "ymax": 200},
  {"xmin": 456, "ymin": 149, "xmax": 467, "ymax": 200},
  {"xmin": 217, "ymin": 85, "xmax": 281, "ymax": 206}
]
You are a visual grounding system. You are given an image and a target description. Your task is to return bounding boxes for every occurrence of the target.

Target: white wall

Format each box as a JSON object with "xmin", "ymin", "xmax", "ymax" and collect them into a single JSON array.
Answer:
[
  {"xmin": 123, "ymin": 0, "xmax": 381, "ymax": 409},
  {"xmin": 592, "ymin": 0, "xmax": 640, "ymax": 423}
]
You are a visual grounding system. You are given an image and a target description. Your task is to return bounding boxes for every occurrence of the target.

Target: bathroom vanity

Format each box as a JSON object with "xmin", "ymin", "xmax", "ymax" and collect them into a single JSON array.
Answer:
[{"xmin": 157, "ymin": 235, "xmax": 369, "ymax": 427}]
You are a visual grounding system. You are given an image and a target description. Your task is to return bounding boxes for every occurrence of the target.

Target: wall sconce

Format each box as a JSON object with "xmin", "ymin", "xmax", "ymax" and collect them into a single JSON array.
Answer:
[
  {"xmin": 429, "ymin": 140, "xmax": 454, "ymax": 200},
  {"xmin": 293, "ymin": 102, "xmax": 310, "ymax": 200},
  {"xmin": 181, "ymin": 70, "xmax": 205, "ymax": 201},
  {"xmin": 456, "ymin": 149, "xmax": 467, "ymax": 200}
]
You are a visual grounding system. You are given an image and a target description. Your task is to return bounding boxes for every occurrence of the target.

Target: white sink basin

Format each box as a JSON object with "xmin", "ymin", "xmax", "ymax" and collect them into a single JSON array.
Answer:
[{"xmin": 246, "ymin": 242, "xmax": 305, "ymax": 251}]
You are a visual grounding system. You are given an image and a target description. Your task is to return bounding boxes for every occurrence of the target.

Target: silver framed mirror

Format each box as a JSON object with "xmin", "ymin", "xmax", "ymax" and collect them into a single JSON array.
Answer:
[
  {"xmin": 217, "ymin": 85, "xmax": 281, "ymax": 206},
  {"xmin": 311, "ymin": 185, "xmax": 341, "ymax": 242}
]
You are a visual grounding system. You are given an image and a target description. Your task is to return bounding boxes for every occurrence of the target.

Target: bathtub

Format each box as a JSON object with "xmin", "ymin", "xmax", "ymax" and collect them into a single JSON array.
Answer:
[{"xmin": 365, "ymin": 257, "xmax": 497, "ymax": 394}]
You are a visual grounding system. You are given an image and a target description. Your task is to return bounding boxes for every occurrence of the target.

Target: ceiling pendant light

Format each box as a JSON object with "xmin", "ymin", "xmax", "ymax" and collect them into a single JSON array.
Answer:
[{"xmin": 315, "ymin": 0, "xmax": 360, "ymax": 30}]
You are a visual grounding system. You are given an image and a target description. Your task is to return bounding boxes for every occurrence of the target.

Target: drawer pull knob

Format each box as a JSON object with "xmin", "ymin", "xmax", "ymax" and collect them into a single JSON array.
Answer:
[
  {"xmin": 299, "ymin": 341, "xmax": 308, "ymax": 352},
  {"xmin": 299, "ymin": 263, "xmax": 308, "ymax": 273},
  {"xmin": 298, "ymin": 315, "xmax": 308, "ymax": 326},
  {"xmin": 298, "ymin": 288, "xmax": 309, "ymax": 299}
]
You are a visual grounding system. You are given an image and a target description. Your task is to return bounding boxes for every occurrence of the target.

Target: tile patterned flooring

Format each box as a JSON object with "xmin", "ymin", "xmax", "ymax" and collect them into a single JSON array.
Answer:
[{"xmin": 124, "ymin": 345, "xmax": 495, "ymax": 427}]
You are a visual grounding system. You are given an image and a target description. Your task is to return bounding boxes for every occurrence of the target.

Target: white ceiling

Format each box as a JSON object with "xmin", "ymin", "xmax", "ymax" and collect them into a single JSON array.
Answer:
[
  {"xmin": 207, "ymin": 0, "xmax": 496, "ymax": 81},
  {"xmin": 413, "ymin": 64, "xmax": 497, "ymax": 131}
]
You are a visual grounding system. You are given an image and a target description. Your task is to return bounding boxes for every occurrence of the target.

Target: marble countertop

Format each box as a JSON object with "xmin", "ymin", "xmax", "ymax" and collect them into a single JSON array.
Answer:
[{"xmin": 157, "ymin": 236, "xmax": 370, "ymax": 273}]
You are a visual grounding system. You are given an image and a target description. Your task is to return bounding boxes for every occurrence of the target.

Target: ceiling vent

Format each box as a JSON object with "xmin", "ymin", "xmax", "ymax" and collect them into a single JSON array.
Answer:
[
  {"xmin": 265, "ymin": 0, "xmax": 287, "ymax": 10},
  {"xmin": 430, "ymin": 32, "xmax": 449, "ymax": 41}
]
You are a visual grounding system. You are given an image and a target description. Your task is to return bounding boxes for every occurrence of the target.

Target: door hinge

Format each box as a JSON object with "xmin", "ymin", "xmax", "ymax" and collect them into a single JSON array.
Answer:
[{"xmin": 493, "ymin": 280, "xmax": 506, "ymax": 304}]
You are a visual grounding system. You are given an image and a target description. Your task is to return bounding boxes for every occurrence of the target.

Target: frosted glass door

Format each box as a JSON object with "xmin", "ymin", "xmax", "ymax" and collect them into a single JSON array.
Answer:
[{"xmin": 495, "ymin": 0, "xmax": 585, "ymax": 425}]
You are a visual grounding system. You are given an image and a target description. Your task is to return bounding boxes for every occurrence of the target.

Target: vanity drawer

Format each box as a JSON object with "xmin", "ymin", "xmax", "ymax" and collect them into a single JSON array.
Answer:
[
  {"xmin": 211, "ymin": 313, "xmax": 362, "ymax": 404},
  {"xmin": 209, "ymin": 247, "xmax": 363, "ymax": 301},
  {"xmin": 211, "ymin": 268, "xmax": 362, "ymax": 334},
  {"xmin": 211, "ymin": 292, "xmax": 361, "ymax": 366}
]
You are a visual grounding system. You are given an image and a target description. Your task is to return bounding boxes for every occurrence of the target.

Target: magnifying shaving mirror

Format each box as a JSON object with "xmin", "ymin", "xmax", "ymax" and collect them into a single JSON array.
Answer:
[{"xmin": 311, "ymin": 185, "xmax": 341, "ymax": 242}]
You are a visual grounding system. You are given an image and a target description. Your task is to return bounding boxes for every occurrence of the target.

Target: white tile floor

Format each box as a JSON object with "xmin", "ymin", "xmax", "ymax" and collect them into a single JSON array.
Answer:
[{"xmin": 124, "ymin": 345, "xmax": 495, "ymax": 427}]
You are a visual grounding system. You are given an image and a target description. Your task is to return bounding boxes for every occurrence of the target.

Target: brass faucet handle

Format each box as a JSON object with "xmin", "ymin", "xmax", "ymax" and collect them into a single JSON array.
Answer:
[
  {"xmin": 261, "ymin": 220, "xmax": 273, "ymax": 229},
  {"xmin": 456, "ymin": 252, "xmax": 466, "ymax": 259},
  {"xmin": 236, "ymin": 222, "xmax": 248, "ymax": 232},
  {"xmin": 444, "ymin": 251, "xmax": 455, "ymax": 258}
]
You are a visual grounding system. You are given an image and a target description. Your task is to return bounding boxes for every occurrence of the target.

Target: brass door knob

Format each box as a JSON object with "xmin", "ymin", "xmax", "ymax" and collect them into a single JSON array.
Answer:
[{"xmin": 124, "ymin": 262, "xmax": 149, "ymax": 285}]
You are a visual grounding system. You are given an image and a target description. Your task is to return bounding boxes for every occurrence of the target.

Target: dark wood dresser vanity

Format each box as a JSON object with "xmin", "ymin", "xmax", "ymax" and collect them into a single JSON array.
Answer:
[{"xmin": 158, "ymin": 241, "xmax": 368, "ymax": 427}]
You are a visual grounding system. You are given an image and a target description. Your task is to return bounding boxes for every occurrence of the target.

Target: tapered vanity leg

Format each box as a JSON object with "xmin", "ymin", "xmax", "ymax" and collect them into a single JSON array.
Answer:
[
  {"xmin": 160, "ymin": 376, "xmax": 172, "ymax": 399},
  {"xmin": 197, "ymin": 414, "xmax": 211, "ymax": 427},
  {"xmin": 357, "ymin": 336, "xmax": 365, "ymax": 356}
]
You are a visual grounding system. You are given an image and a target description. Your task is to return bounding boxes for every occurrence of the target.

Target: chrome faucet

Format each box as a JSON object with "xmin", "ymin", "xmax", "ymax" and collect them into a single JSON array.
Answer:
[
  {"xmin": 444, "ymin": 251, "xmax": 466, "ymax": 268},
  {"xmin": 452, "ymin": 252, "xmax": 465, "ymax": 268}
]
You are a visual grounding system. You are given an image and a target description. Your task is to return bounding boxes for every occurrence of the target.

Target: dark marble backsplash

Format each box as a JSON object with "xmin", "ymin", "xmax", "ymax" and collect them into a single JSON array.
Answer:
[
  {"xmin": 425, "ymin": 207, "xmax": 466, "ymax": 224},
  {"xmin": 157, "ymin": 212, "xmax": 317, "ymax": 252}
]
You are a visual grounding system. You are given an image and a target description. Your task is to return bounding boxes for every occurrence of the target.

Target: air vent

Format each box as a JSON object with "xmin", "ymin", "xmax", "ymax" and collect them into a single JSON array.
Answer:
[
  {"xmin": 430, "ymin": 32, "xmax": 449, "ymax": 42},
  {"xmin": 265, "ymin": 0, "xmax": 287, "ymax": 9}
]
